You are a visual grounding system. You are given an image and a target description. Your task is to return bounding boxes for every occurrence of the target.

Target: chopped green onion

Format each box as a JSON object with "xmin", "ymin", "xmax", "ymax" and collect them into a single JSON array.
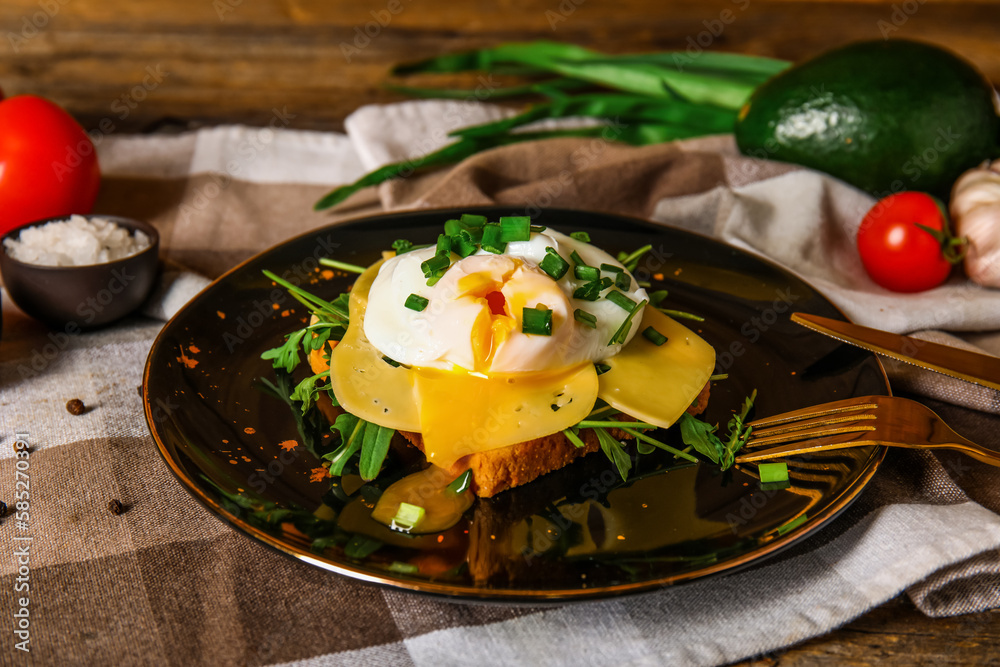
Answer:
[
  {"xmin": 522, "ymin": 306, "xmax": 553, "ymax": 336},
  {"xmin": 758, "ymin": 462, "xmax": 789, "ymax": 484},
  {"xmin": 460, "ymin": 213, "xmax": 487, "ymax": 228},
  {"xmin": 619, "ymin": 244, "xmax": 653, "ymax": 271},
  {"xmin": 443, "ymin": 219, "xmax": 463, "ymax": 236},
  {"xmin": 574, "ymin": 265, "xmax": 600, "ymax": 281},
  {"xmin": 642, "ymin": 326, "xmax": 668, "ymax": 346},
  {"xmin": 573, "ymin": 276, "xmax": 612, "ymax": 301},
  {"xmin": 648, "ymin": 289, "xmax": 669, "ymax": 306},
  {"xmin": 425, "ymin": 273, "xmax": 444, "ymax": 286},
  {"xmin": 382, "ymin": 356, "xmax": 402, "ymax": 367},
  {"xmin": 710, "ymin": 373, "xmax": 729, "ymax": 381},
  {"xmin": 594, "ymin": 362, "xmax": 611, "ymax": 375},
  {"xmin": 530, "ymin": 224, "xmax": 546, "ymax": 233},
  {"xmin": 659, "ymin": 308, "xmax": 705, "ymax": 322},
  {"xmin": 436, "ymin": 233, "xmax": 453, "ymax": 256},
  {"xmin": 614, "ymin": 271, "xmax": 631, "ymax": 291},
  {"xmin": 499, "ymin": 216, "xmax": 531, "ymax": 242},
  {"xmin": 453, "ymin": 230, "xmax": 478, "ymax": 257},
  {"xmin": 600, "ymin": 263, "xmax": 623, "ymax": 274},
  {"xmin": 481, "ymin": 222, "xmax": 507, "ymax": 254},
  {"xmin": 318, "ymin": 257, "xmax": 367, "ymax": 274},
  {"xmin": 609, "ymin": 298, "xmax": 647, "ymax": 345},
  {"xmin": 570, "ymin": 231, "xmax": 591, "ymax": 242},
  {"xmin": 388, "ymin": 561, "xmax": 419, "ymax": 574},
  {"xmin": 574, "ymin": 308, "xmax": 597, "ymax": 329},
  {"xmin": 392, "ymin": 239, "xmax": 414, "ymax": 254},
  {"xmin": 446, "ymin": 469, "xmax": 473, "ymax": 494},
  {"xmin": 405, "ymin": 294, "xmax": 429, "ymax": 311},
  {"xmin": 420, "ymin": 254, "xmax": 451, "ymax": 282},
  {"xmin": 539, "ymin": 247, "xmax": 569, "ymax": 279},
  {"xmin": 391, "ymin": 502, "xmax": 426, "ymax": 531},
  {"xmin": 606, "ymin": 290, "xmax": 637, "ymax": 311},
  {"xmin": 570, "ymin": 250, "xmax": 588, "ymax": 267}
]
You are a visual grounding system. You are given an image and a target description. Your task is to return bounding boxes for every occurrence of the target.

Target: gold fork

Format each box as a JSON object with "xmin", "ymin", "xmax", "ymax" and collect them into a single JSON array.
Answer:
[{"xmin": 734, "ymin": 395, "xmax": 1000, "ymax": 467}]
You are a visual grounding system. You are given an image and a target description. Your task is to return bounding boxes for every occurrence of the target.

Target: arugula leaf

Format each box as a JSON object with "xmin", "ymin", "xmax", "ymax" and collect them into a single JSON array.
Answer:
[
  {"xmin": 720, "ymin": 389, "xmax": 757, "ymax": 469},
  {"xmin": 595, "ymin": 427, "xmax": 632, "ymax": 482},
  {"xmin": 359, "ymin": 423, "xmax": 395, "ymax": 481},
  {"xmin": 290, "ymin": 372, "xmax": 327, "ymax": 415},
  {"xmin": 325, "ymin": 414, "xmax": 365, "ymax": 476},
  {"xmin": 261, "ymin": 328, "xmax": 307, "ymax": 372},
  {"xmin": 679, "ymin": 413, "xmax": 724, "ymax": 465}
]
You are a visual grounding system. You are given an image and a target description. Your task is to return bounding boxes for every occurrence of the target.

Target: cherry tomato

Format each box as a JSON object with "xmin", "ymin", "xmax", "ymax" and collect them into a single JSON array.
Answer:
[
  {"xmin": 0, "ymin": 95, "xmax": 101, "ymax": 236},
  {"xmin": 857, "ymin": 191, "xmax": 959, "ymax": 293}
]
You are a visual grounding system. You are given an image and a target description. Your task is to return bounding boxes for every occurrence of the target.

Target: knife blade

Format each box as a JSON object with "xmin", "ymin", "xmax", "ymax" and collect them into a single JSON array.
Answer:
[{"xmin": 792, "ymin": 312, "xmax": 1000, "ymax": 392}]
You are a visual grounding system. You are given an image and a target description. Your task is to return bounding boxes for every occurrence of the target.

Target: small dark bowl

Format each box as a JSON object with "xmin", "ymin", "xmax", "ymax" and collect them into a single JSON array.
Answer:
[{"xmin": 0, "ymin": 214, "xmax": 160, "ymax": 331}]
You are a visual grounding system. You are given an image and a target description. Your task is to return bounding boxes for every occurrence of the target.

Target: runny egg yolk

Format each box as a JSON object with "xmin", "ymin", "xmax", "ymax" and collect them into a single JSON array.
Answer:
[{"xmin": 449, "ymin": 256, "xmax": 571, "ymax": 373}]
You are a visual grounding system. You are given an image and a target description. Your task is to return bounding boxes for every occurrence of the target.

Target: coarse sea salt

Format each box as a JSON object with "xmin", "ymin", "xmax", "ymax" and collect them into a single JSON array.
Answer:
[{"xmin": 3, "ymin": 215, "xmax": 151, "ymax": 267}]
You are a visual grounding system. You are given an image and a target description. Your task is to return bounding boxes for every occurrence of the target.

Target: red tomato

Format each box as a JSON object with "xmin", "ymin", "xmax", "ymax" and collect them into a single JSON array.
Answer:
[
  {"xmin": 857, "ymin": 191, "xmax": 959, "ymax": 293},
  {"xmin": 0, "ymin": 95, "xmax": 101, "ymax": 236}
]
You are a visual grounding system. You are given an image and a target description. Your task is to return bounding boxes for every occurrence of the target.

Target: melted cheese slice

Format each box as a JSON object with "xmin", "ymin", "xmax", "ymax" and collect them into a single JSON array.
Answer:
[
  {"xmin": 328, "ymin": 260, "xmax": 421, "ymax": 431},
  {"xmin": 412, "ymin": 363, "xmax": 598, "ymax": 466},
  {"xmin": 597, "ymin": 307, "xmax": 716, "ymax": 429}
]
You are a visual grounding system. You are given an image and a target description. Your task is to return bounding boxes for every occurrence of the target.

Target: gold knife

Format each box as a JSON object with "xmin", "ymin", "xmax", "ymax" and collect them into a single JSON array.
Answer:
[{"xmin": 792, "ymin": 312, "xmax": 1000, "ymax": 392}]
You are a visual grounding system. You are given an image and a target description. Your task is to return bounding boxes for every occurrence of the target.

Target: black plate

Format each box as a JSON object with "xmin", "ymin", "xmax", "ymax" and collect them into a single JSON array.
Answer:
[{"xmin": 143, "ymin": 207, "xmax": 888, "ymax": 602}]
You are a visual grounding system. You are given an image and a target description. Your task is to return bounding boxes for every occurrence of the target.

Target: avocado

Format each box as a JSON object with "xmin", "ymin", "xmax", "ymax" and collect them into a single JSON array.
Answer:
[{"xmin": 734, "ymin": 40, "xmax": 999, "ymax": 199}]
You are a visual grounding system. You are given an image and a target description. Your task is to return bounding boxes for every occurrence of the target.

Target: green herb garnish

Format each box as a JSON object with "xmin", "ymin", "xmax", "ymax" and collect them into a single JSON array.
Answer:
[
  {"xmin": 642, "ymin": 326, "xmax": 667, "ymax": 346},
  {"xmin": 319, "ymin": 257, "xmax": 367, "ymax": 274},
  {"xmin": 480, "ymin": 222, "xmax": 507, "ymax": 254},
  {"xmin": 608, "ymin": 298, "xmax": 647, "ymax": 345},
  {"xmin": 573, "ymin": 276, "xmax": 612, "ymax": 301},
  {"xmin": 574, "ymin": 265, "xmax": 600, "ymax": 281},
  {"xmin": 499, "ymin": 216, "xmax": 531, "ymax": 242},
  {"xmin": 574, "ymin": 308, "xmax": 597, "ymax": 329},
  {"xmin": 758, "ymin": 462, "xmax": 789, "ymax": 484},
  {"xmin": 605, "ymin": 290, "xmax": 637, "ymax": 311},
  {"xmin": 392, "ymin": 502, "xmax": 426, "ymax": 531},
  {"xmin": 570, "ymin": 231, "xmax": 591, "ymax": 242},
  {"xmin": 539, "ymin": 247, "xmax": 570, "ymax": 280},
  {"xmin": 405, "ymin": 293, "xmax": 429, "ymax": 311},
  {"xmin": 446, "ymin": 469, "xmax": 473, "ymax": 494},
  {"xmin": 522, "ymin": 306, "xmax": 553, "ymax": 336}
]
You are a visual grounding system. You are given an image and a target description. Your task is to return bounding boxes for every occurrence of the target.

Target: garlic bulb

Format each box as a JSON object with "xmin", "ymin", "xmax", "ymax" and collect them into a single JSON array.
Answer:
[{"xmin": 950, "ymin": 160, "xmax": 1000, "ymax": 288}]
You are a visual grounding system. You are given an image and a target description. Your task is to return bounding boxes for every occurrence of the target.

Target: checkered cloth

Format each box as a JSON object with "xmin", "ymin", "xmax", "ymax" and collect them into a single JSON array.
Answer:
[{"xmin": 2, "ymin": 102, "xmax": 999, "ymax": 666}]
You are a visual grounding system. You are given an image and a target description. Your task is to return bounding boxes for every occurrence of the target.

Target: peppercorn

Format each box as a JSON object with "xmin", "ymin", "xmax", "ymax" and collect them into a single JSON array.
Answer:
[
  {"xmin": 107, "ymin": 499, "xmax": 124, "ymax": 515},
  {"xmin": 66, "ymin": 398, "xmax": 86, "ymax": 415}
]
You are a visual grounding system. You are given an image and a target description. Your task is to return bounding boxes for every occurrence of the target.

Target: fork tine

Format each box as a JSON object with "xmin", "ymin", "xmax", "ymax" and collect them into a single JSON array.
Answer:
[
  {"xmin": 746, "ymin": 412, "xmax": 877, "ymax": 448},
  {"xmin": 736, "ymin": 433, "xmax": 878, "ymax": 463},
  {"xmin": 746, "ymin": 396, "xmax": 881, "ymax": 429}
]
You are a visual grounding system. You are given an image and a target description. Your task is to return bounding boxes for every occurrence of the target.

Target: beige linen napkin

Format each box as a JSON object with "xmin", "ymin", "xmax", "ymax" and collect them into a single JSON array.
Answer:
[{"xmin": 0, "ymin": 110, "xmax": 998, "ymax": 667}]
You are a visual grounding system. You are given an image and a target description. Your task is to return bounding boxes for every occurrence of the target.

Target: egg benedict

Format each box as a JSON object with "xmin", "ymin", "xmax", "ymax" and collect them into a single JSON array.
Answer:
[{"xmin": 298, "ymin": 215, "xmax": 716, "ymax": 498}]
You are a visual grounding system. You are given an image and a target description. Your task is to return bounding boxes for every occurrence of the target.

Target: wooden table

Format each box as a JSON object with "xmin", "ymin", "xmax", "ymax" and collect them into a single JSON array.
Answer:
[{"xmin": 2, "ymin": 1, "xmax": 999, "ymax": 663}]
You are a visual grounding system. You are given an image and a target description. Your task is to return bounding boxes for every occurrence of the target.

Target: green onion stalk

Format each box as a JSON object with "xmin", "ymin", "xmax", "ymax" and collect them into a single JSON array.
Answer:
[{"xmin": 315, "ymin": 41, "xmax": 790, "ymax": 210}]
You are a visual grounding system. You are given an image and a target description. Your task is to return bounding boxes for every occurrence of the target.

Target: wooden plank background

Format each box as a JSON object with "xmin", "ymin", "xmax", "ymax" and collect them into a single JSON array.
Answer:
[
  {"xmin": 1, "ymin": 0, "xmax": 998, "ymax": 664},
  {"xmin": 1, "ymin": 0, "xmax": 998, "ymax": 131}
]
